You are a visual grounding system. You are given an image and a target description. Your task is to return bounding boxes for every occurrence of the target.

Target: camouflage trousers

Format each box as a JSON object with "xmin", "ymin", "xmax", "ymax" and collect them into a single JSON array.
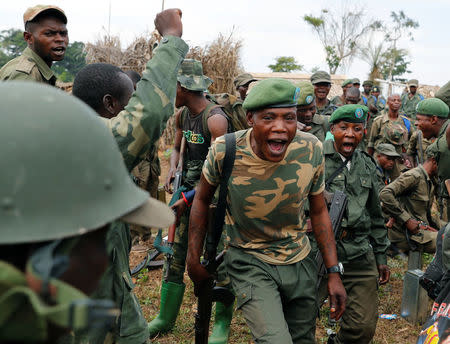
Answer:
[
  {"xmin": 225, "ymin": 246, "xmax": 317, "ymax": 344},
  {"xmin": 319, "ymin": 250, "xmax": 379, "ymax": 344}
]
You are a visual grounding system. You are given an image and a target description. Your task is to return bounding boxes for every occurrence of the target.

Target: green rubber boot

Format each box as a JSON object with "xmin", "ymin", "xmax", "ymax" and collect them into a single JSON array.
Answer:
[
  {"xmin": 148, "ymin": 281, "xmax": 185, "ymax": 336},
  {"xmin": 208, "ymin": 302, "xmax": 234, "ymax": 344}
]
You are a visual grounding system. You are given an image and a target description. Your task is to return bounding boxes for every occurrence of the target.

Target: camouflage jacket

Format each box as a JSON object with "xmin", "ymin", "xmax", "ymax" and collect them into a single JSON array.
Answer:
[
  {"xmin": 380, "ymin": 165, "xmax": 434, "ymax": 229},
  {"xmin": 0, "ymin": 47, "xmax": 56, "ymax": 85},
  {"xmin": 430, "ymin": 120, "xmax": 450, "ymax": 198},
  {"xmin": 203, "ymin": 129, "xmax": 325, "ymax": 265},
  {"xmin": 401, "ymin": 92, "xmax": 424, "ymax": 120},
  {"xmin": 323, "ymin": 139, "xmax": 388, "ymax": 265},
  {"xmin": 92, "ymin": 36, "xmax": 188, "ymax": 344},
  {"xmin": 316, "ymin": 99, "xmax": 337, "ymax": 116}
]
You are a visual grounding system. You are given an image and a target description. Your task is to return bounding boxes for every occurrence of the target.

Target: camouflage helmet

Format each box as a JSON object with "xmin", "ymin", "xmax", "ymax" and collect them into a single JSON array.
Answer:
[
  {"xmin": 383, "ymin": 121, "xmax": 408, "ymax": 147},
  {"xmin": 1, "ymin": 82, "xmax": 174, "ymax": 245},
  {"xmin": 177, "ymin": 58, "xmax": 213, "ymax": 92}
]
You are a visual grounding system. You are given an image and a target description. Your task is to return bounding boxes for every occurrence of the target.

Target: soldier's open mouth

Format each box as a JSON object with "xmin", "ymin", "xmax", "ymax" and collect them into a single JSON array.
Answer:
[
  {"xmin": 52, "ymin": 47, "xmax": 66, "ymax": 56},
  {"xmin": 268, "ymin": 139, "xmax": 287, "ymax": 152}
]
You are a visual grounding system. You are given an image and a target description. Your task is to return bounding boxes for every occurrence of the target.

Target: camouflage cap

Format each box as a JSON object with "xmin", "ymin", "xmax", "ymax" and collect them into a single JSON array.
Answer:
[
  {"xmin": 23, "ymin": 4, "xmax": 67, "ymax": 26},
  {"xmin": 408, "ymin": 79, "xmax": 419, "ymax": 87},
  {"xmin": 416, "ymin": 98, "xmax": 449, "ymax": 118},
  {"xmin": 234, "ymin": 73, "xmax": 257, "ymax": 88},
  {"xmin": 372, "ymin": 85, "xmax": 381, "ymax": 93},
  {"xmin": 375, "ymin": 143, "xmax": 401, "ymax": 157},
  {"xmin": 436, "ymin": 81, "xmax": 450, "ymax": 107},
  {"xmin": 295, "ymin": 81, "xmax": 315, "ymax": 106},
  {"xmin": 341, "ymin": 79, "xmax": 353, "ymax": 87},
  {"xmin": 363, "ymin": 80, "xmax": 373, "ymax": 87},
  {"xmin": 425, "ymin": 142, "xmax": 439, "ymax": 159},
  {"xmin": 243, "ymin": 78, "xmax": 300, "ymax": 111},
  {"xmin": 177, "ymin": 59, "xmax": 213, "ymax": 92},
  {"xmin": 310, "ymin": 70, "xmax": 331, "ymax": 84},
  {"xmin": 329, "ymin": 104, "xmax": 368, "ymax": 124},
  {"xmin": 352, "ymin": 78, "xmax": 361, "ymax": 85}
]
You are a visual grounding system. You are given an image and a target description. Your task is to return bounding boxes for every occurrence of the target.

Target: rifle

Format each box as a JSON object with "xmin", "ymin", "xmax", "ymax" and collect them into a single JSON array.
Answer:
[
  {"xmin": 315, "ymin": 190, "xmax": 348, "ymax": 289},
  {"xmin": 194, "ymin": 133, "xmax": 236, "ymax": 344},
  {"xmin": 416, "ymin": 130, "xmax": 424, "ymax": 165}
]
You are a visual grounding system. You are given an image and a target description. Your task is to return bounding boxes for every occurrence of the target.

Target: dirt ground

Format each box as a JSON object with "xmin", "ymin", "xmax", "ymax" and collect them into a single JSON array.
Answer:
[{"xmin": 128, "ymin": 149, "xmax": 427, "ymax": 344}]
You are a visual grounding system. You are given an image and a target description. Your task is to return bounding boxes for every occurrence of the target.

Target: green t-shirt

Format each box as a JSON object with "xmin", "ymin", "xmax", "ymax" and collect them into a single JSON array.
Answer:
[{"xmin": 202, "ymin": 129, "xmax": 325, "ymax": 265}]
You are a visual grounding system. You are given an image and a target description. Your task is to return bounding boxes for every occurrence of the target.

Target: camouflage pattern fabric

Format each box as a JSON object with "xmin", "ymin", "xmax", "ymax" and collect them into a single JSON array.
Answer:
[
  {"xmin": 202, "ymin": 129, "xmax": 325, "ymax": 265},
  {"xmin": 368, "ymin": 110, "xmax": 413, "ymax": 154},
  {"xmin": 322, "ymin": 139, "xmax": 389, "ymax": 265},
  {"xmin": 316, "ymin": 99, "xmax": 337, "ymax": 117},
  {"xmin": 88, "ymin": 36, "xmax": 188, "ymax": 344},
  {"xmin": 406, "ymin": 130, "xmax": 434, "ymax": 162},
  {"xmin": 401, "ymin": 92, "xmax": 424, "ymax": 119},
  {"xmin": 0, "ymin": 47, "xmax": 56, "ymax": 85},
  {"xmin": 330, "ymin": 95, "xmax": 345, "ymax": 107},
  {"xmin": 379, "ymin": 165, "xmax": 437, "ymax": 253}
]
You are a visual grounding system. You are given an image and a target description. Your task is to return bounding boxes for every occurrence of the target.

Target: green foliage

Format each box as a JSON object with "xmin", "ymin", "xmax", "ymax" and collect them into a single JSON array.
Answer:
[
  {"xmin": 268, "ymin": 56, "xmax": 303, "ymax": 73},
  {"xmin": 0, "ymin": 28, "xmax": 86, "ymax": 82},
  {"xmin": 381, "ymin": 48, "xmax": 411, "ymax": 82}
]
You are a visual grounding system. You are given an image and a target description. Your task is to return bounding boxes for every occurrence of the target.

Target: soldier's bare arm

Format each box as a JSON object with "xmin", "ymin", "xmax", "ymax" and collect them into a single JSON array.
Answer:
[
  {"xmin": 187, "ymin": 174, "xmax": 218, "ymax": 285},
  {"xmin": 309, "ymin": 192, "xmax": 346, "ymax": 320},
  {"xmin": 207, "ymin": 114, "xmax": 229, "ymax": 142}
]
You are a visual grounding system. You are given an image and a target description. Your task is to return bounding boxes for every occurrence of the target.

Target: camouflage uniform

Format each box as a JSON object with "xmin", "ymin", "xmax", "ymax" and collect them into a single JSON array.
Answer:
[
  {"xmin": 379, "ymin": 165, "xmax": 438, "ymax": 253},
  {"xmin": 88, "ymin": 35, "xmax": 188, "ymax": 344},
  {"xmin": 0, "ymin": 47, "xmax": 57, "ymax": 85},
  {"xmin": 406, "ymin": 130, "xmax": 434, "ymax": 164},
  {"xmin": 316, "ymin": 99, "xmax": 337, "ymax": 117},
  {"xmin": 319, "ymin": 139, "xmax": 389, "ymax": 344},
  {"xmin": 308, "ymin": 114, "xmax": 331, "ymax": 141},
  {"xmin": 203, "ymin": 129, "xmax": 325, "ymax": 344},
  {"xmin": 428, "ymin": 120, "xmax": 450, "ymax": 222},
  {"xmin": 401, "ymin": 92, "xmax": 424, "ymax": 120},
  {"xmin": 330, "ymin": 95, "xmax": 345, "ymax": 107}
]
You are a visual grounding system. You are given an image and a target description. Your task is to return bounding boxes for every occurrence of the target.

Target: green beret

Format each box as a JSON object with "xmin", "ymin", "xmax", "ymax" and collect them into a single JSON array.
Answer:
[
  {"xmin": 243, "ymin": 78, "xmax": 299, "ymax": 111},
  {"xmin": 416, "ymin": 98, "xmax": 449, "ymax": 118},
  {"xmin": 329, "ymin": 104, "xmax": 368, "ymax": 124},
  {"xmin": 341, "ymin": 79, "xmax": 353, "ymax": 87},
  {"xmin": 352, "ymin": 78, "xmax": 361, "ymax": 85},
  {"xmin": 375, "ymin": 143, "xmax": 401, "ymax": 157},
  {"xmin": 425, "ymin": 142, "xmax": 439, "ymax": 159},
  {"xmin": 436, "ymin": 81, "xmax": 450, "ymax": 107},
  {"xmin": 363, "ymin": 80, "xmax": 373, "ymax": 87},
  {"xmin": 295, "ymin": 81, "xmax": 315, "ymax": 106},
  {"xmin": 310, "ymin": 71, "xmax": 331, "ymax": 84}
]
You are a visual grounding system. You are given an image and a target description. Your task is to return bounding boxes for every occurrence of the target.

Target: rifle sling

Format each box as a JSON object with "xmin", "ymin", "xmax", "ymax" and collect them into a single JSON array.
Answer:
[
  {"xmin": 206, "ymin": 132, "xmax": 236, "ymax": 255},
  {"xmin": 325, "ymin": 157, "xmax": 350, "ymax": 190}
]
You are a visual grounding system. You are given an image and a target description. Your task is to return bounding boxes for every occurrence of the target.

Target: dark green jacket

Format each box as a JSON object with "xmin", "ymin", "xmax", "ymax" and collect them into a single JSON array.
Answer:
[{"xmin": 323, "ymin": 140, "xmax": 389, "ymax": 266}]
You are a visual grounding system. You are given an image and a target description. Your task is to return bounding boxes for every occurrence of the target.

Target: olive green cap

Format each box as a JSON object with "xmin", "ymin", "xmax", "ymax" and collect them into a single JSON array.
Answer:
[
  {"xmin": 295, "ymin": 81, "xmax": 315, "ymax": 106},
  {"xmin": 375, "ymin": 143, "xmax": 401, "ymax": 157},
  {"xmin": 310, "ymin": 70, "xmax": 331, "ymax": 84},
  {"xmin": 341, "ymin": 79, "xmax": 353, "ymax": 87},
  {"xmin": 329, "ymin": 104, "xmax": 368, "ymax": 124},
  {"xmin": 436, "ymin": 81, "xmax": 450, "ymax": 107},
  {"xmin": 352, "ymin": 78, "xmax": 361, "ymax": 85},
  {"xmin": 408, "ymin": 79, "xmax": 419, "ymax": 87},
  {"xmin": 372, "ymin": 85, "xmax": 381, "ymax": 93},
  {"xmin": 0, "ymin": 82, "xmax": 174, "ymax": 244},
  {"xmin": 363, "ymin": 80, "xmax": 373, "ymax": 87},
  {"xmin": 23, "ymin": 4, "xmax": 67, "ymax": 26},
  {"xmin": 416, "ymin": 98, "xmax": 449, "ymax": 118},
  {"xmin": 234, "ymin": 73, "xmax": 257, "ymax": 88},
  {"xmin": 243, "ymin": 78, "xmax": 300, "ymax": 111},
  {"xmin": 177, "ymin": 59, "xmax": 213, "ymax": 92}
]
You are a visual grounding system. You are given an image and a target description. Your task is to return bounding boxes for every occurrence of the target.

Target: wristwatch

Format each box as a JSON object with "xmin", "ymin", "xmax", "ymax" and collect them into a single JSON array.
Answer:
[{"xmin": 326, "ymin": 262, "xmax": 344, "ymax": 275}]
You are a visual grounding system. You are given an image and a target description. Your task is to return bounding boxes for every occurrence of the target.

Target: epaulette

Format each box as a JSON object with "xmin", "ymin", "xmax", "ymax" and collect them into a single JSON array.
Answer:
[{"xmin": 15, "ymin": 56, "xmax": 35, "ymax": 75}]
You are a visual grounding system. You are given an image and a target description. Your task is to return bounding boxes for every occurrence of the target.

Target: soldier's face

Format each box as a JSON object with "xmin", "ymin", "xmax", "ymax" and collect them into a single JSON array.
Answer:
[
  {"xmin": 363, "ymin": 85, "xmax": 371, "ymax": 94},
  {"xmin": 345, "ymin": 95, "xmax": 359, "ymax": 104},
  {"xmin": 387, "ymin": 95, "xmax": 401, "ymax": 111},
  {"xmin": 24, "ymin": 17, "xmax": 68, "ymax": 65},
  {"xmin": 238, "ymin": 85, "xmax": 249, "ymax": 100},
  {"xmin": 331, "ymin": 121, "xmax": 364, "ymax": 158},
  {"xmin": 314, "ymin": 83, "xmax": 331, "ymax": 100},
  {"xmin": 415, "ymin": 114, "xmax": 436, "ymax": 139},
  {"xmin": 377, "ymin": 154, "xmax": 396, "ymax": 171},
  {"xmin": 409, "ymin": 86, "xmax": 417, "ymax": 94},
  {"xmin": 247, "ymin": 107, "xmax": 297, "ymax": 162},
  {"xmin": 296, "ymin": 102, "xmax": 316, "ymax": 125}
]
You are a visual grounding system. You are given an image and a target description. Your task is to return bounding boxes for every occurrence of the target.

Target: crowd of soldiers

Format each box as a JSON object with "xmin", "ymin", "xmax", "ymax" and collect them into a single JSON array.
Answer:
[{"xmin": 1, "ymin": 4, "xmax": 449, "ymax": 344}]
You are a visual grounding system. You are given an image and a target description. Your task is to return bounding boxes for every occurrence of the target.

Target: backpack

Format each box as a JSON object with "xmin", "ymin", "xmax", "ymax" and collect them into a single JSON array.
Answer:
[{"xmin": 206, "ymin": 93, "xmax": 249, "ymax": 133}]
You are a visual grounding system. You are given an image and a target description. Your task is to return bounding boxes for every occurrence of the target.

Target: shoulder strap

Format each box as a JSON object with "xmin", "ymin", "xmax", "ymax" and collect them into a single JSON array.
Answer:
[
  {"xmin": 325, "ymin": 157, "xmax": 350, "ymax": 190},
  {"xmin": 419, "ymin": 94, "xmax": 425, "ymax": 101},
  {"xmin": 206, "ymin": 132, "xmax": 236, "ymax": 257},
  {"xmin": 402, "ymin": 116, "xmax": 411, "ymax": 133},
  {"xmin": 362, "ymin": 95, "xmax": 368, "ymax": 106}
]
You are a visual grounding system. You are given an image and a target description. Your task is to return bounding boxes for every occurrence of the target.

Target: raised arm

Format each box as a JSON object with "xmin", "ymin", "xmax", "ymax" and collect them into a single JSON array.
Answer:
[{"xmin": 105, "ymin": 9, "xmax": 188, "ymax": 171}]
